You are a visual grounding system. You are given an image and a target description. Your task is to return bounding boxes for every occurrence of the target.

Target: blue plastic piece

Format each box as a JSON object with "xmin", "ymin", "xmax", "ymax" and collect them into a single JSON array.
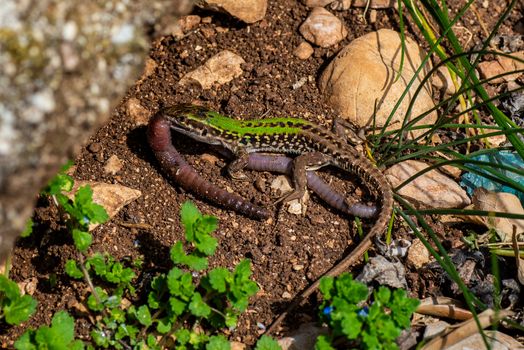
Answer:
[
  {"xmin": 357, "ymin": 306, "xmax": 369, "ymax": 318},
  {"xmin": 460, "ymin": 151, "xmax": 524, "ymax": 203},
  {"xmin": 322, "ymin": 305, "xmax": 334, "ymax": 318}
]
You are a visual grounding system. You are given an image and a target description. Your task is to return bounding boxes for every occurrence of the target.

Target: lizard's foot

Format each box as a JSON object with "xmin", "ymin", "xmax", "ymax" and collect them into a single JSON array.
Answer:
[
  {"xmin": 276, "ymin": 189, "xmax": 304, "ymax": 204},
  {"xmin": 332, "ymin": 117, "xmax": 366, "ymax": 146},
  {"xmin": 227, "ymin": 169, "xmax": 250, "ymax": 181}
]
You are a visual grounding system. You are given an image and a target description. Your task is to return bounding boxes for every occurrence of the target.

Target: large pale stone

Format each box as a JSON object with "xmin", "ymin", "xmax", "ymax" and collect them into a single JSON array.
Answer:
[
  {"xmin": 319, "ymin": 29, "xmax": 436, "ymax": 138},
  {"xmin": 66, "ymin": 181, "xmax": 142, "ymax": 231},
  {"xmin": 385, "ymin": 160, "xmax": 470, "ymax": 209},
  {"xmin": 302, "ymin": 0, "xmax": 336, "ymax": 7},
  {"xmin": 468, "ymin": 188, "xmax": 524, "ymax": 242},
  {"xmin": 278, "ymin": 323, "xmax": 328, "ymax": 350},
  {"xmin": 477, "ymin": 51, "xmax": 524, "ymax": 84},
  {"xmin": 197, "ymin": 0, "xmax": 267, "ymax": 23},
  {"xmin": 299, "ymin": 7, "xmax": 347, "ymax": 48},
  {"xmin": 294, "ymin": 42, "xmax": 314, "ymax": 60},
  {"xmin": 330, "ymin": 0, "xmax": 396, "ymax": 9},
  {"xmin": 179, "ymin": 50, "xmax": 245, "ymax": 89}
]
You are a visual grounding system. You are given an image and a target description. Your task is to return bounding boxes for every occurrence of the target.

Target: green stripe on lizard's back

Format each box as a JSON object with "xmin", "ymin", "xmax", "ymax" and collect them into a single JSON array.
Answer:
[{"xmin": 165, "ymin": 104, "xmax": 310, "ymax": 134}]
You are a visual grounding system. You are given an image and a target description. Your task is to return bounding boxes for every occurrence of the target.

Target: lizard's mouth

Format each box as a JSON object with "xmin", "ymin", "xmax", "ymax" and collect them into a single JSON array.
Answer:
[{"xmin": 170, "ymin": 124, "xmax": 222, "ymax": 146}]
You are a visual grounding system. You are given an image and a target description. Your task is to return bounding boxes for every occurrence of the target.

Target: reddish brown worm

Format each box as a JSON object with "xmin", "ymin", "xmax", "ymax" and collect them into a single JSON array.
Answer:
[
  {"xmin": 147, "ymin": 114, "xmax": 377, "ymax": 219},
  {"xmin": 147, "ymin": 114, "xmax": 271, "ymax": 219},
  {"xmin": 246, "ymin": 154, "xmax": 377, "ymax": 218}
]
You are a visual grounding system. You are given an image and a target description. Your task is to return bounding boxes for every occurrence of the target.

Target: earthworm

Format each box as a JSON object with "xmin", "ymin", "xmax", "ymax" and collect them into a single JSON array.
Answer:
[
  {"xmin": 147, "ymin": 114, "xmax": 270, "ymax": 219},
  {"xmin": 245, "ymin": 154, "xmax": 377, "ymax": 218}
]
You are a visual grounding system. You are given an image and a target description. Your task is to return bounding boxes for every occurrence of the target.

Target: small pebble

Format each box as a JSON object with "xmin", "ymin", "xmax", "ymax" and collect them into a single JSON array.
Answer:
[
  {"xmin": 287, "ymin": 200, "xmax": 305, "ymax": 215},
  {"xmin": 200, "ymin": 153, "xmax": 219, "ymax": 165},
  {"xmin": 309, "ymin": 214, "xmax": 326, "ymax": 225},
  {"xmin": 282, "ymin": 291, "xmax": 292, "ymax": 299},
  {"xmin": 293, "ymin": 264, "xmax": 304, "ymax": 271},
  {"xmin": 104, "ymin": 154, "xmax": 123, "ymax": 175},
  {"xmin": 293, "ymin": 41, "xmax": 314, "ymax": 60},
  {"xmin": 95, "ymin": 153, "xmax": 105, "ymax": 162},
  {"xmin": 369, "ymin": 9, "xmax": 377, "ymax": 24},
  {"xmin": 200, "ymin": 27, "xmax": 215, "ymax": 39},
  {"xmin": 126, "ymin": 97, "xmax": 151, "ymax": 126},
  {"xmin": 88, "ymin": 142, "xmax": 102, "ymax": 153},
  {"xmin": 254, "ymin": 177, "xmax": 266, "ymax": 192},
  {"xmin": 299, "ymin": 7, "xmax": 348, "ymax": 48}
]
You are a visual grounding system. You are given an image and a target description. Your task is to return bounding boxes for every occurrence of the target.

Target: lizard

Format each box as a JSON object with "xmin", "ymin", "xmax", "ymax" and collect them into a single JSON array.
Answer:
[{"xmin": 147, "ymin": 104, "xmax": 393, "ymax": 333}]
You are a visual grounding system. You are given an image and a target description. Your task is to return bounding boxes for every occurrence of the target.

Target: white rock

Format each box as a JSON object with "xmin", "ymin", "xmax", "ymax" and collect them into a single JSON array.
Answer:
[
  {"xmin": 319, "ymin": 29, "xmax": 436, "ymax": 138},
  {"xmin": 198, "ymin": 0, "xmax": 267, "ymax": 23},
  {"xmin": 302, "ymin": 0, "xmax": 336, "ymax": 7},
  {"xmin": 407, "ymin": 238, "xmax": 430, "ymax": 268},
  {"xmin": 104, "ymin": 155, "xmax": 123, "ymax": 175},
  {"xmin": 299, "ymin": 7, "xmax": 347, "ymax": 48},
  {"xmin": 66, "ymin": 181, "xmax": 142, "ymax": 231},
  {"xmin": 431, "ymin": 66, "xmax": 460, "ymax": 95},
  {"xmin": 469, "ymin": 188, "xmax": 524, "ymax": 242},
  {"xmin": 270, "ymin": 175, "xmax": 309, "ymax": 215},
  {"xmin": 293, "ymin": 41, "xmax": 314, "ymax": 60},
  {"xmin": 446, "ymin": 331, "xmax": 523, "ymax": 350},
  {"xmin": 126, "ymin": 97, "xmax": 151, "ymax": 126},
  {"xmin": 385, "ymin": 160, "xmax": 470, "ymax": 209},
  {"xmin": 278, "ymin": 323, "xmax": 329, "ymax": 350},
  {"xmin": 271, "ymin": 175, "xmax": 293, "ymax": 193},
  {"xmin": 179, "ymin": 50, "xmax": 245, "ymax": 89}
]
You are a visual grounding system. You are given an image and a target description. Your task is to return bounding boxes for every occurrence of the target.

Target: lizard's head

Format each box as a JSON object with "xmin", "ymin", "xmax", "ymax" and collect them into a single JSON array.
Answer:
[{"xmin": 161, "ymin": 104, "xmax": 232, "ymax": 145}]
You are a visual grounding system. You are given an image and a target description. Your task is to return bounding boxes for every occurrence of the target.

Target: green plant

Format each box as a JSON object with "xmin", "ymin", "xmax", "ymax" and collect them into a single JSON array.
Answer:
[
  {"xmin": 315, "ymin": 274, "xmax": 419, "ymax": 350},
  {"xmin": 26, "ymin": 164, "xmax": 278, "ymax": 349},
  {"xmin": 254, "ymin": 335, "xmax": 281, "ymax": 350},
  {"xmin": 20, "ymin": 218, "xmax": 34, "ymax": 238},
  {"xmin": 14, "ymin": 310, "xmax": 85, "ymax": 350},
  {"xmin": 0, "ymin": 275, "xmax": 37, "ymax": 326},
  {"xmin": 80, "ymin": 201, "xmax": 275, "ymax": 349}
]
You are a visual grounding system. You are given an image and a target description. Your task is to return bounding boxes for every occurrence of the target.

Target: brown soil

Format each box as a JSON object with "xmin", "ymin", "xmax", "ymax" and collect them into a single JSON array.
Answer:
[{"xmin": 2, "ymin": 0, "xmax": 523, "ymax": 347}]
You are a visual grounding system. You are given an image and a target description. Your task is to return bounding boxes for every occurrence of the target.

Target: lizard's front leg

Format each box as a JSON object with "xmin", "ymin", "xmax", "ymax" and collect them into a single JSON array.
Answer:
[
  {"xmin": 332, "ymin": 117, "xmax": 366, "ymax": 146},
  {"xmin": 280, "ymin": 152, "xmax": 331, "ymax": 203},
  {"xmin": 226, "ymin": 149, "xmax": 250, "ymax": 180}
]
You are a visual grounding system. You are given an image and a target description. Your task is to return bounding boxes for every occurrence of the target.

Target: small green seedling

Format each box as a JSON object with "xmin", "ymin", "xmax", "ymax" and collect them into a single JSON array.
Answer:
[
  {"xmin": 254, "ymin": 335, "xmax": 282, "ymax": 350},
  {"xmin": 85, "ymin": 201, "xmax": 276, "ymax": 349},
  {"xmin": 20, "ymin": 218, "xmax": 34, "ymax": 238},
  {"xmin": 24, "ymin": 163, "xmax": 279, "ymax": 349},
  {"xmin": 0, "ymin": 275, "xmax": 37, "ymax": 326},
  {"xmin": 14, "ymin": 310, "xmax": 85, "ymax": 350},
  {"xmin": 316, "ymin": 273, "xmax": 419, "ymax": 350}
]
